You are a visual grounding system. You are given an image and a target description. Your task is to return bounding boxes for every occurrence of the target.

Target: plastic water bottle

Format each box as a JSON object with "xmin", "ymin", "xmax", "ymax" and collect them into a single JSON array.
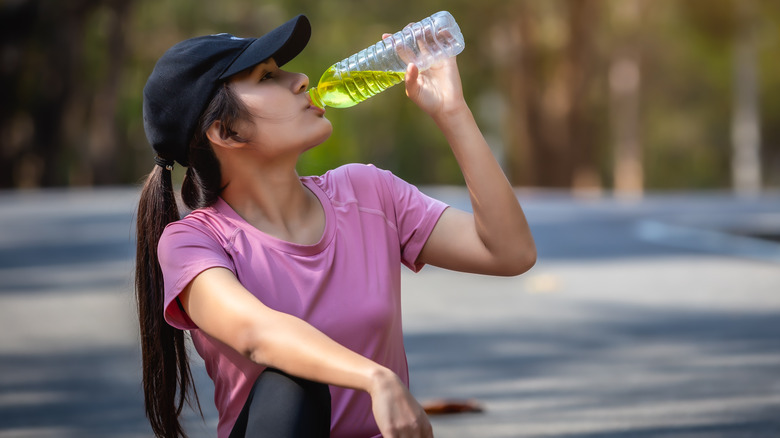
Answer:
[{"xmin": 308, "ymin": 11, "xmax": 465, "ymax": 109}]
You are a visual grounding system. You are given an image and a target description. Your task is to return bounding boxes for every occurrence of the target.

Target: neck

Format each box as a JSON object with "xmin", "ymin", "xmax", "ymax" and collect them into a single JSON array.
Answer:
[{"xmin": 218, "ymin": 156, "xmax": 323, "ymax": 245}]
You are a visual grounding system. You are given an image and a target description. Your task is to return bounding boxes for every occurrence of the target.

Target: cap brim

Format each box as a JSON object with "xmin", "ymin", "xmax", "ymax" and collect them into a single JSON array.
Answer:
[{"xmin": 219, "ymin": 14, "xmax": 311, "ymax": 79}]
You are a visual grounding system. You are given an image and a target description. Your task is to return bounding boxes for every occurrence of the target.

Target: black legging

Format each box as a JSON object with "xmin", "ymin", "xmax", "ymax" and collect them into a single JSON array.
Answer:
[{"xmin": 229, "ymin": 368, "xmax": 331, "ymax": 438}]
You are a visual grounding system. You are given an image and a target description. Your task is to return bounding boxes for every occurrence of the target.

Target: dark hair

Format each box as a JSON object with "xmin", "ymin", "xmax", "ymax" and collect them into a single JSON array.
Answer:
[{"xmin": 135, "ymin": 83, "xmax": 249, "ymax": 438}]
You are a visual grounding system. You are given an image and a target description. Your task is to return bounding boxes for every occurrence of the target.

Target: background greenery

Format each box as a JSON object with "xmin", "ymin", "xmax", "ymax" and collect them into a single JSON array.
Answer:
[{"xmin": 1, "ymin": 0, "xmax": 778, "ymax": 193}]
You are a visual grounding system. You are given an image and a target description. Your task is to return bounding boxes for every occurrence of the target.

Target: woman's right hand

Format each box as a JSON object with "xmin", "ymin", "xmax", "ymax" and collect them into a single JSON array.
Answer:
[{"xmin": 369, "ymin": 367, "xmax": 433, "ymax": 438}]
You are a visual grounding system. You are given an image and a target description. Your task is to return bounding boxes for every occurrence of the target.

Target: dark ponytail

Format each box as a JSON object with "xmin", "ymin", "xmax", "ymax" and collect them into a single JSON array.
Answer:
[
  {"xmin": 135, "ymin": 82, "xmax": 249, "ymax": 437},
  {"xmin": 135, "ymin": 164, "xmax": 199, "ymax": 438}
]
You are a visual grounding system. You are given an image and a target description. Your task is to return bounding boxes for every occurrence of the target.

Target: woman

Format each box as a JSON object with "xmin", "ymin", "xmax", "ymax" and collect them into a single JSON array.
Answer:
[{"xmin": 136, "ymin": 13, "xmax": 536, "ymax": 438}]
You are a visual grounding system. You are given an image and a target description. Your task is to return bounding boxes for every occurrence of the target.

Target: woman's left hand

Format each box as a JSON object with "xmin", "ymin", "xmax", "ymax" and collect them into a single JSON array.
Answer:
[
  {"xmin": 381, "ymin": 33, "xmax": 465, "ymax": 118},
  {"xmin": 404, "ymin": 58, "xmax": 465, "ymax": 118}
]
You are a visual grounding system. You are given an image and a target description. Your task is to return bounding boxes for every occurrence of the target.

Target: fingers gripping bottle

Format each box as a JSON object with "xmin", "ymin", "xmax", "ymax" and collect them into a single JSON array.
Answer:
[{"xmin": 308, "ymin": 11, "xmax": 465, "ymax": 109}]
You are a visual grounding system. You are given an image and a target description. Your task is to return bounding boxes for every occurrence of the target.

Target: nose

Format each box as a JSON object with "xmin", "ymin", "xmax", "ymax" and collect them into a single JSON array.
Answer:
[{"xmin": 293, "ymin": 72, "xmax": 309, "ymax": 94}]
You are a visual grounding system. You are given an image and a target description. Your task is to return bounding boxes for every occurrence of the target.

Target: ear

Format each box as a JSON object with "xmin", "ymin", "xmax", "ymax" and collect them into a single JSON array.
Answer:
[{"xmin": 206, "ymin": 120, "xmax": 246, "ymax": 151}]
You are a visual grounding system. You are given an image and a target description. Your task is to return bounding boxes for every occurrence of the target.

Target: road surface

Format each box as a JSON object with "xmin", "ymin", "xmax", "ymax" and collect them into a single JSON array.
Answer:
[{"xmin": 0, "ymin": 187, "xmax": 778, "ymax": 437}]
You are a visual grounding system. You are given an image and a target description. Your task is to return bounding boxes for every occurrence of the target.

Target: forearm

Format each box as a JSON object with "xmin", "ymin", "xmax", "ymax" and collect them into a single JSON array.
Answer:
[
  {"xmin": 432, "ymin": 103, "xmax": 535, "ymax": 263},
  {"xmin": 247, "ymin": 309, "xmax": 429, "ymax": 436},
  {"xmin": 246, "ymin": 308, "xmax": 394, "ymax": 394},
  {"xmin": 181, "ymin": 268, "xmax": 395, "ymax": 396},
  {"xmin": 182, "ymin": 267, "xmax": 429, "ymax": 436}
]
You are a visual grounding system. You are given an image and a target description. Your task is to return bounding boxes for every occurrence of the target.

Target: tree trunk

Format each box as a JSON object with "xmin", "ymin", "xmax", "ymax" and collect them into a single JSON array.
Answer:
[
  {"xmin": 567, "ymin": 0, "xmax": 602, "ymax": 195},
  {"xmin": 731, "ymin": 0, "xmax": 762, "ymax": 196},
  {"xmin": 609, "ymin": 0, "xmax": 643, "ymax": 198},
  {"xmin": 498, "ymin": 0, "xmax": 600, "ymax": 189},
  {"xmin": 87, "ymin": 0, "xmax": 133, "ymax": 185}
]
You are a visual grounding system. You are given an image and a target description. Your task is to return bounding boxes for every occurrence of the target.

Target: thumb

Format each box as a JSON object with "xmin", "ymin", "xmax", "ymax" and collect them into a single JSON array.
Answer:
[
  {"xmin": 404, "ymin": 63, "xmax": 419, "ymax": 98},
  {"xmin": 405, "ymin": 63, "xmax": 419, "ymax": 85}
]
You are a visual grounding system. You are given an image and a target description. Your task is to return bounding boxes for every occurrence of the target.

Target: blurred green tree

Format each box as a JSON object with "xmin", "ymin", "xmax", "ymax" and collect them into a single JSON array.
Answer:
[
  {"xmin": 1, "ymin": 0, "xmax": 778, "ymax": 192},
  {"xmin": 1, "ymin": 0, "xmax": 134, "ymax": 187}
]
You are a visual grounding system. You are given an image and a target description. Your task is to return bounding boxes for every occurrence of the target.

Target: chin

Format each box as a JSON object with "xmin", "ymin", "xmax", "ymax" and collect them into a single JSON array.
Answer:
[{"xmin": 303, "ymin": 124, "xmax": 333, "ymax": 152}]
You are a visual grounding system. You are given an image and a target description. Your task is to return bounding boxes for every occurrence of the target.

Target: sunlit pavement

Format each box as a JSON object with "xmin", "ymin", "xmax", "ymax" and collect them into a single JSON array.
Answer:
[{"xmin": 0, "ymin": 187, "xmax": 778, "ymax": 437}]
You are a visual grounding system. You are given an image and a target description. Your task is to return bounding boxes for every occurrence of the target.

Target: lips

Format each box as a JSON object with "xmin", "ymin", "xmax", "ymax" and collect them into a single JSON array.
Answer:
[{"xmin": 307, "ymin": 98, "xmax": 326, "ymax": 115}]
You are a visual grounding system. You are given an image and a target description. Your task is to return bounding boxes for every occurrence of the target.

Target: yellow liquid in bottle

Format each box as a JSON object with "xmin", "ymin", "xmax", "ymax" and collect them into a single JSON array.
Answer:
[{"xmin": 309, "ymin": 66, "xmax": 406, "ymax": 108}]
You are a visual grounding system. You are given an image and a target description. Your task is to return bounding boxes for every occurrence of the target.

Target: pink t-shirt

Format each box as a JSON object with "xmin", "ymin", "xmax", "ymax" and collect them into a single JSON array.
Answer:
[{"xmin": 158, "ymin": 163, "xmax": 448, "ymax": 438}]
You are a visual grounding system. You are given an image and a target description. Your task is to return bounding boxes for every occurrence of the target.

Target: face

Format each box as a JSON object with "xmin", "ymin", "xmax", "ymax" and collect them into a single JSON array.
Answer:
[{"xmin": 227, "ymin": 58, "xmax": 332, "ymax": 158}]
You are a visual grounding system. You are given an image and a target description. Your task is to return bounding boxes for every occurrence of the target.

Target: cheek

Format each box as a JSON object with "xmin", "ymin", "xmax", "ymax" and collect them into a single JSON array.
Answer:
[
  {"xmin": 241, "ymin": 107, "xmax": 301, "ymax": 144},
  {"xmin": 233, "ymin": 118, "xmax": 257, "ymax": 139},
  {"xmin": 253, "ymin": 105, "xmax": 298, "ymax": 121},
  {"xmin": 261, "ymin": 116, "xmax": 332, "ymax": 151},
  {"xmin": 246, "ymin": 92, "xmax": 299, "ymax": 121},
  {"xmin": 235, "ymin": 87, "xmax": 294, "ymax": 119}
]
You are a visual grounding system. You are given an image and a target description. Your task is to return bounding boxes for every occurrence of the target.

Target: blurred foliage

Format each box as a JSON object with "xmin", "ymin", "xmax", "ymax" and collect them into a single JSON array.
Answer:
[{"xmin": 1, "ymin": 0, "xmax": 779, "ymax": 191}]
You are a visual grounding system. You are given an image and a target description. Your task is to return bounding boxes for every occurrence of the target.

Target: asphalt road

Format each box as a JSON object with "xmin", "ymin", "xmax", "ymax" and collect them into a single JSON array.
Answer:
[{"xmin": 0, "ymin": 187, "xmax": 778, "ymax": 437}]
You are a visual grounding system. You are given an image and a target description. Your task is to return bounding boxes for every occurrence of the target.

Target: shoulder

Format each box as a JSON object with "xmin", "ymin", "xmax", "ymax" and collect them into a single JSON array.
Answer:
[
  {"xmin": 162, "ymin": 207, "xmax": 217, "ymax": 238},
  {"xmin": 307, "ymin": 163, "xmax": 397, "ymax": 201},
  {"xmin": 321, "ymin": 163, "xmax": 391, "ymax": 185},
  {"xmin": 159, "ymin": 206, "xmax": 236, "ymax": 253}
]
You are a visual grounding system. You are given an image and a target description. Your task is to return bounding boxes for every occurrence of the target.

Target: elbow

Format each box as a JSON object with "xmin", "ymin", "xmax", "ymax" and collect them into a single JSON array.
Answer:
[
  {"xmin": 485, "ymin": 228, "xmax": 537, "ymax": 276},
  {"xmin": 496, "ymin": 245, "xmax": 537, "ymax": 277},
  {"xmin": 512, "ymin": 250, "xmax": 537, "ymax": 276},
  {"xmin": 522, "ymin": 248, "xmax": 538, "ymax": 274},
  {"xmin": 237, "ymin": 324, "xmax": 272, "ymax": 366},
  {"xmin": 238, "ymin": 314, "xmax": 297, "ymax": 369},
  {"xmin": 245, "ymin": 345, "xmax": 265, "ymax": 366}
]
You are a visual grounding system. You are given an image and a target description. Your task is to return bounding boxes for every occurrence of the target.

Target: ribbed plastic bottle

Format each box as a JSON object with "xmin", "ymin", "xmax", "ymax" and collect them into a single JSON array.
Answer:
[{"xmin": 308, "ymin": 11, "xmax": 465, "ymax": 109}]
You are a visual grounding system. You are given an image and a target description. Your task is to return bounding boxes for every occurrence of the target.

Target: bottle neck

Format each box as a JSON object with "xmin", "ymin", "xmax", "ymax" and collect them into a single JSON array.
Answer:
[{"xmin": 308, "ymin": 88, "xmax": 325, "ymax": 109}]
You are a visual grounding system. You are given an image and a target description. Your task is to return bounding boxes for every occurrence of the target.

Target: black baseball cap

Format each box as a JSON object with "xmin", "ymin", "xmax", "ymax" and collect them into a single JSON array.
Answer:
[{"xmin": 143, "ymin": 14, "xmax": 311, "ymax": 167}]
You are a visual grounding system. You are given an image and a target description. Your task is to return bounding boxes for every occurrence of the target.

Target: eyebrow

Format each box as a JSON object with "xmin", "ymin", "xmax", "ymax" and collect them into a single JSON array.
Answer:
[
  {"xmin": 234, "ymin": 58, "xmax": 277, "ymax": 82},
  {"xmin": 256, "ymin": 58, "xmax": 277, "ymax": 71}
]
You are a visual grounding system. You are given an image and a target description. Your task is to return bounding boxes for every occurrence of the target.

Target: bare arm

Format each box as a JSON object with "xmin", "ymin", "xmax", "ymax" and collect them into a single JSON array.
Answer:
[
  {"xmin": 405, "ymin": 58, "xmax": 536, "ymax": 276},
  {"xmin": 179, "ymin": 267, "xmax": 432, "ymax": 437}
]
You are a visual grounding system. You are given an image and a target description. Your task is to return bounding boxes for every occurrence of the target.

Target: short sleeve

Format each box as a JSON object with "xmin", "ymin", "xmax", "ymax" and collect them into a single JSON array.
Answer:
[
  {"xmin": 379, "ymin": 169, "xmax": 449, "ymax": 272},
  {"xmin": 157, "ymin": 221, "xmax": 234, "ymax": 330}
]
